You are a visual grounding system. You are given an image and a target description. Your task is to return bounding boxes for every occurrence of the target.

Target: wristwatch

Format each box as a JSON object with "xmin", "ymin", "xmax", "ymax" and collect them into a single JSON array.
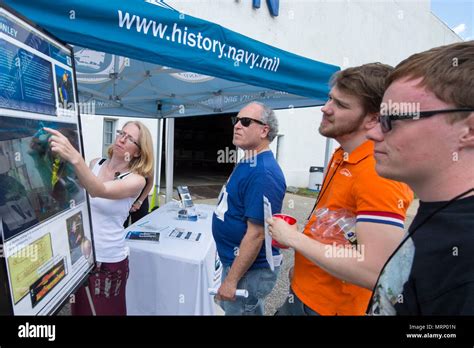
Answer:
[{"xmin": 135, "ymin": 199, "xmax": 143, "ymax": 206}]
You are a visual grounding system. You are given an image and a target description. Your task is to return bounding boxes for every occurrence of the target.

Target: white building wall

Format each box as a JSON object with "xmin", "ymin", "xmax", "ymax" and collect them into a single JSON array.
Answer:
[
  {"xmin": 171, "ymin": 0, "xmax": 460, "ymax": 187},
  {"xmin": 80, "ymin": 114, "xmax": 104, "ymax": 164},
  {"xmin": 80, "ymin": 0, "xmax": 461, "ymax": 188},
  {"xmin": 273, "ymin": 106, "xmax": 327, "ymax": 187}
]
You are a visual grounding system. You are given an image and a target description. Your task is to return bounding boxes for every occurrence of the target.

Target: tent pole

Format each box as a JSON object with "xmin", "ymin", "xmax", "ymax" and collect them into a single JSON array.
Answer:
[
  {"xmin": 165, "ymin": 118, "xmax": 175, "ymax": 203},
  {"xmin": 151, "ymin": 118, "xmax": 164, "ymax": 210},
  {"xmin": 323, "ymin": 137, "xmax": 332, "ymax": 170}
]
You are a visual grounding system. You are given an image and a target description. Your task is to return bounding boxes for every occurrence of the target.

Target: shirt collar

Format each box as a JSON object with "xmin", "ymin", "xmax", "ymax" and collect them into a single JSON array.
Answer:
[{"xmin": 334, "ymin": 140, "xmax": 374, "ymax": 164}]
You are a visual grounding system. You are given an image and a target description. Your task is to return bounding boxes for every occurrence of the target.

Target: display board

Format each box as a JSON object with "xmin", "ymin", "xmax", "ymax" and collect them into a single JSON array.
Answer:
[{"xmin": 0, "ymin": 4, "xmax": 94, "ymax": 315}]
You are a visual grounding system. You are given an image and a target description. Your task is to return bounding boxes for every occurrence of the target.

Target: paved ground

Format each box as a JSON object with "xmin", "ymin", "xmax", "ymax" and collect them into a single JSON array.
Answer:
[{"xmin": 58, "ymin": 191, "xmax": 419, "ymax": 316}]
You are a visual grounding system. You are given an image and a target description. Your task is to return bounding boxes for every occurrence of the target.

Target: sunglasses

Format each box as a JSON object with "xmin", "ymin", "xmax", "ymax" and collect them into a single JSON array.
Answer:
[
  {"xmin": 116, "ymin": 130, "xmax": 140, "ymax": 147},
  {"xmin": 231, "ymin": 116, "xmax": 266, "ymax": 127},
  {"xmin": 379, "ymin": 108, "xmax": 474, "ymax": 133}
]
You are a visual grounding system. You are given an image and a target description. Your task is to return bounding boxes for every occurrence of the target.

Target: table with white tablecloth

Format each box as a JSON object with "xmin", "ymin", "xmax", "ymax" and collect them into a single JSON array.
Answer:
[{"xmin": 125, "ymin": 202, "xmax": 222, "ymax": 315}]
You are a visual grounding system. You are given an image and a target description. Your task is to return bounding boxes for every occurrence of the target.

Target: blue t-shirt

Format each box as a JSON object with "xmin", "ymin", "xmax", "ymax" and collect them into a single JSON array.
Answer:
[{"xmin": 212, "ymin": 151, "xmax": 286, "ymax": 269}]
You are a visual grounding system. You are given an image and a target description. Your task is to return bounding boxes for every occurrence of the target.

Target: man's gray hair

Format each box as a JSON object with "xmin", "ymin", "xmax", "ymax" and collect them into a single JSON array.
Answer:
[{"xmin": 251, "ymin": 102, "xmax": 279, "ymax": 142}]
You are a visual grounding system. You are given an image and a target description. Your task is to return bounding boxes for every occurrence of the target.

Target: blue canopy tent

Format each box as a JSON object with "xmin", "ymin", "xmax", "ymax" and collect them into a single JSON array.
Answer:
[
  {"xmin": 72, "ymin": 48, "xmax": 334, "ymax": 118},
  {"xmin": 4, "ymin": 0, "xmax": 340, "ymax": 203}
]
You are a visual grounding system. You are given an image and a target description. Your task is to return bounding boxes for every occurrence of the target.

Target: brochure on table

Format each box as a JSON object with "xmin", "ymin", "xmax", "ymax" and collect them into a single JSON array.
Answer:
[{"xmin": 0, "ymin": 5, "xmax": 95, "ymax": 315}]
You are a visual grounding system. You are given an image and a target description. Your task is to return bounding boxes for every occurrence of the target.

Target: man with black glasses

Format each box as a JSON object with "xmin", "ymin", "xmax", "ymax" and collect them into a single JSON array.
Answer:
[
  {"xmin": 212, "ymin": 102, "xmax": 286, "ymax": 315},
  {"xmin": 367, "ymin": 41, "xmax": 474, "ymax": 315}
]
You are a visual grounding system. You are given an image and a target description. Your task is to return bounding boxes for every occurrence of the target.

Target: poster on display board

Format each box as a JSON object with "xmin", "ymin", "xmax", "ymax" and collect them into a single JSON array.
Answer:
[{"xmin": 0, "ymin": 4, "xmax": 95, "ymax": 315}]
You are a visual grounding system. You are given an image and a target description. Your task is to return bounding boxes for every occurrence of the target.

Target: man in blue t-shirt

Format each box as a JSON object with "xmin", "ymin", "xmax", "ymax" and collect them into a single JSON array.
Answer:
[{"xmin": 212, "ymin": 102, "xmax": 286, "ymax": 315}]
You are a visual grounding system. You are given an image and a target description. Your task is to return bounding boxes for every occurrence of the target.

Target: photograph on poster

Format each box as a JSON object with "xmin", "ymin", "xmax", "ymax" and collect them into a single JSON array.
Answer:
[
  {"xmin": 0, "ymin": 149, "xmax": 38, "ymax": 239},
  {"xmin": 66, "ymin": 211, "xmax": 85, "ymax": 265},
  {"xmin": 29, "ymin": 258, "xmax": 66, "ymax": 308},
  {"xmin": 0, "ymin": 116, "xmax": 85, "ymax": 241},
  {"xmin": 6, "ymin": 233, "xmax": 53, "ymax": 304},
  {"xmin": 55, "ymin": 65, "xmax": 75, "ymax": 111},
  {"xmin": 81, "ymin": 237, "xmax": 92, "ymax": 262}
]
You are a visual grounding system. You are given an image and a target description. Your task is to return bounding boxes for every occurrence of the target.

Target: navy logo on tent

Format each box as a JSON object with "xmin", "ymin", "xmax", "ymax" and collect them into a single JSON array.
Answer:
[
  {"xmin": 74, "ymin": 48, "xmax": 126, "ymax": 84},
  {"xmin": 169, "ymin": 71, "xmax": 214, "ymax": 83}
]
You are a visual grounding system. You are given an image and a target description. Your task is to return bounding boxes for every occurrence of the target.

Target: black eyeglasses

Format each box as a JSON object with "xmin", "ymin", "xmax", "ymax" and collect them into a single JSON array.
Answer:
[
  {"xmin": 231, "ymin": 116, "xmax": 266, "ymax": 127},
  {"xmin": 379, "ymin": 108, "xmax": 474, "ymax": 133},
  {"xmin": 116, "ymin": 130, "xmax": 140, "ymax": 147}
]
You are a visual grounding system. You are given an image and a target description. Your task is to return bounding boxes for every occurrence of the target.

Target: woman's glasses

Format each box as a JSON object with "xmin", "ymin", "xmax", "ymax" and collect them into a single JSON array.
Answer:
[{"xmin": 116, "ymin": 130, "xmax": 140, "ymax": 147}]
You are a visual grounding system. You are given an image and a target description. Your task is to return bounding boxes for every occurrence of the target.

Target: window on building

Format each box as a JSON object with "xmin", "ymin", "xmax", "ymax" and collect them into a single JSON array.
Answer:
[{"xmin": 102, "ymin": 119, "xmax": 116, "ymax": 157}]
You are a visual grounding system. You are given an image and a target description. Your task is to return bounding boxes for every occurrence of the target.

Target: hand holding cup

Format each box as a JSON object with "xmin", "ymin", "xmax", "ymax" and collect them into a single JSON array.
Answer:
[{"xmin": 267, "ymin": 213, "xmax": 298, "ymax": 249}]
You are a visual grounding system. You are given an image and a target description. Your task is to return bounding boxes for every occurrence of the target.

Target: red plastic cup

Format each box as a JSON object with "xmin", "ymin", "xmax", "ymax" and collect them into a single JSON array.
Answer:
[{"xmin": 271, "ymin": 214, "xmax": 297, "ymax": 249}]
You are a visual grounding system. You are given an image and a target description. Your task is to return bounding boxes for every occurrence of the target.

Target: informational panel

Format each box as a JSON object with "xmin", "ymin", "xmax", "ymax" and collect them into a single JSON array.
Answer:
[{"xmin": 0, "ymin": 5, "xmax": 94, "ymax": 315}]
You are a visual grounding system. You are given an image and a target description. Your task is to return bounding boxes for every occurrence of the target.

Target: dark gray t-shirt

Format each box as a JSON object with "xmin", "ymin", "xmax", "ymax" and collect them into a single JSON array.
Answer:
[{"xmin": 368, "ymin": 195, "xmax": 474, "ymax": 315}]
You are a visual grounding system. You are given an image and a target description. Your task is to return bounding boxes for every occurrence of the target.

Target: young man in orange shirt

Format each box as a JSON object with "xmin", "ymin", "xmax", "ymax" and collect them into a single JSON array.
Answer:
[{"xmin": 268, "ymin": 63, "xmax": 413, "ymax": 315}]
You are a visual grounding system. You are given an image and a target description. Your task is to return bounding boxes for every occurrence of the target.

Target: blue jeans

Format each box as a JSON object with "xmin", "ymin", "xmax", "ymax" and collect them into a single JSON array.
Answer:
[
  {"xmin": 274, "ymin": 288, "xmax": 320, "ymax": 316},
  {"xmin": 219, "ymin": 265, "xmax": 280, "ymax": 315}
]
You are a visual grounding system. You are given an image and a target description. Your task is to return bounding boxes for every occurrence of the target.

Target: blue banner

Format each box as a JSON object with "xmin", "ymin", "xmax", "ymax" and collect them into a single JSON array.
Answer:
[{"xmin": 4, "ymin": 0, "xmax": 338, "ymax": 101}]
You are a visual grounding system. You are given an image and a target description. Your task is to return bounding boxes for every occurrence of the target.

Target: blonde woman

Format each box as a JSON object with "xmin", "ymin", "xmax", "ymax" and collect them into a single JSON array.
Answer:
[{"xmin": 45, "ymin": 121, "xmax": 154, "ymax": 315}]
